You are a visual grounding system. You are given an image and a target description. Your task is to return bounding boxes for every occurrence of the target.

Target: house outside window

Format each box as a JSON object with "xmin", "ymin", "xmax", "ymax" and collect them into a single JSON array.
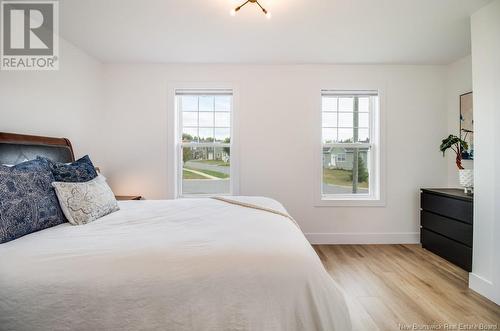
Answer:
[
  {"xmin": 320, "ymin": 90, "xmax": 381, "ymax": 203},
  {"xmin": 176, "ymin": 89, "xmax": 234, "ymax": 197},
  {"xmin": 336, "ymin": 153, "xmax": 346, "ymax": 162}
]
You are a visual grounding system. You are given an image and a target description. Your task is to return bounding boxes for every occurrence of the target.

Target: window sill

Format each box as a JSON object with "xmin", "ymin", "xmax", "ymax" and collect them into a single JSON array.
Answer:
[{"xmin": 314, "ymin": 196, "xmax": 385, "ymax": 207}]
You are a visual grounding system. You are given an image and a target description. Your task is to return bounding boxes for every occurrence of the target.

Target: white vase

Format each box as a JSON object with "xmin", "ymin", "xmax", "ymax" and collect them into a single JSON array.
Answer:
[{"xmin": 459, "ymin": 169, "xmax": 474, "ymax": 194}]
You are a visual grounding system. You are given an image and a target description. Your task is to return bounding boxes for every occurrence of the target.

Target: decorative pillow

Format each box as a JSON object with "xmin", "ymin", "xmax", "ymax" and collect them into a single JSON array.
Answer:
[
  {"xmin": 52, "ymin": 175, "xmax": 119, "ymax": 225},
  {"xmin": 39, "ymin": 155, "xmax": 98, "ymax": 182},
  {"xmin": 0, "ymin": 159, "xmax": 66, "ymax": 244}
]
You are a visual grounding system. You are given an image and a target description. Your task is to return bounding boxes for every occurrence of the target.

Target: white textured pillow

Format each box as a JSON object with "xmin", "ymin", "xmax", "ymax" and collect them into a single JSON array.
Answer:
[{"xmin": 52, "ymin": 175, "xmax": 119, "ymax": 225}]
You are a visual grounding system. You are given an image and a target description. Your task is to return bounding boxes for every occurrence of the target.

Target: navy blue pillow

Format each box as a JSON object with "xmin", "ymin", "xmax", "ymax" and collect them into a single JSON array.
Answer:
[
  {"xmin": 39, "ymin": 155, "xmax": 98, "ymax": 182},
  {"xmin": 0, "ymin": 159, "xmax": 66, "ymax": 244}
]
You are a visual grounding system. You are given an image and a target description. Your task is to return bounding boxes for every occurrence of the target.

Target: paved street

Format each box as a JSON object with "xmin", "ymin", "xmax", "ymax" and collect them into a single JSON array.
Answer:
[
  {"xmin": 183, "ymin": 164, "xmax": 367, "ymax": 195},
  {"xmin": 185, "ymin": 161, "xmax": 230, "ymax": 175},
  {"xmin": 183, "ymin": 180, "xmax": 365, "ymax": 195},
  {"xmin": 322, "ymin": 183, "xmax": 369, "ymax": 194}
]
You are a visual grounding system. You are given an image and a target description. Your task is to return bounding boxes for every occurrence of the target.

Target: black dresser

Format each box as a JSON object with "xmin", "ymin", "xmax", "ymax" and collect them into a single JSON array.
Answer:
[{"xmin": 420, "ymin": 188, "xmax": 473, "ymax": 271}]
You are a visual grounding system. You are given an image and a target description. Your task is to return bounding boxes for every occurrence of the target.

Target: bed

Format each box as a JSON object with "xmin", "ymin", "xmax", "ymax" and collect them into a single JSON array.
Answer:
[{"xmin": 0, "ymin": 132, "xmax": 351, "ymax": 331}]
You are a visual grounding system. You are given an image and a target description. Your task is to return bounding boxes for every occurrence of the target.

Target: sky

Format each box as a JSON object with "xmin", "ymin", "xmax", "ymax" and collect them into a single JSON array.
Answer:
[{"xmin": 179, "ymin": 94, "xmax": 376, "ymax": 144}]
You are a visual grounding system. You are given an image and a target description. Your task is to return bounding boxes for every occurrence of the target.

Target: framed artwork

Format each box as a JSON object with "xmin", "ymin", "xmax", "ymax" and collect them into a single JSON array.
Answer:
[{"xmin": 460, "ymin": 92, "xmax": 473, "ymax": 160}]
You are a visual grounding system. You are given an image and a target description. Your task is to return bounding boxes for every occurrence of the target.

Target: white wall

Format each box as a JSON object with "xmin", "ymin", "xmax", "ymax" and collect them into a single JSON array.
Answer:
[
  {"xmin": 100, "ymin": 64, "xmax": 449, "ymax": 243},
  {"xmin": 446, "ymin": 56, "xmax": 473, "ymax": 187},
  {"xmin": 0, "ymin": 39, "xmax": 103, "ymax": 159},
  {"xmin": 469, "ymin": 0, "xmax": 500, "ymax": 304},
  {"xmin": 0, "ymin": 39, "xmax": 454, "ymax": 246}
]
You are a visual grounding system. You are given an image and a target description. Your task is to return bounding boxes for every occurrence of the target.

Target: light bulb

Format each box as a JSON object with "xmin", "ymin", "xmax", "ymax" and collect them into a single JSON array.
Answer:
[
  {"xmin": 265, "ymin": 11, "xmax": 272, "ymax": 19},
  {"xmin": 230, "ymin": 8, "xmax": 236, "ymax": 16}
]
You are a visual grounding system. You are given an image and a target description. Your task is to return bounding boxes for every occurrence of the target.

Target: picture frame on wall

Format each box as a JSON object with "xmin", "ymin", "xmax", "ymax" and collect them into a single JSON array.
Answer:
[{"xmin": 460, "ymin": 92, "xmax": 473, "ymax": 160}]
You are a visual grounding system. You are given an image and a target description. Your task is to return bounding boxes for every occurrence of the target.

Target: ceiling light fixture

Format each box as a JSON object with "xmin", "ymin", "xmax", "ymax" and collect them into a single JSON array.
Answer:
[{"xmin": 230, "ymin": 0, "xmax": 272, "ymax": 19}]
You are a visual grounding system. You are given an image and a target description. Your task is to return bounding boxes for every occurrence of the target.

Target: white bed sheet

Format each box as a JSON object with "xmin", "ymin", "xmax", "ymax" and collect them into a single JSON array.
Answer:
[{"xmin": 0, "ymin": 197, "xmax": 350, "ymax": 331}]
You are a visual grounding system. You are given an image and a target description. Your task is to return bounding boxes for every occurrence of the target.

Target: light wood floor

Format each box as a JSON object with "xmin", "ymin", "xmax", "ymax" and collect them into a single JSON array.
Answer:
[{"xmin": 314, "ymin": 244, "xmax": 500, "ymax": 331}]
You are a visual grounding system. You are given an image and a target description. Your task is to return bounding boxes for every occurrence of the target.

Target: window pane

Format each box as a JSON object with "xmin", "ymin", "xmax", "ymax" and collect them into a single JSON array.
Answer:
[
  {"xmin": 199, "ymin": 96, "xmax": 214, "ymax": 112},
  {"xmin": 358, "ymin": 97, "xmax": 370, "ymax": 112},
  {"xmin": 338, "ymin": 97, "xmax": 354, "ymax": 112},
  {"xmin": 338, "ymin": 128, "xmax": 353, "ymax": 143},
  {"xmin": 182, "ymin": 112, "xmax": 198, "ymax": 127},
  {"xmin": 182, "ymin": 128, "xmax": 198, "ymax": 142},
  {"xmin": 215, "ymin": 112, "xmax": 230, "ymax": 127},
  {"xmin": 177, "ymin": 91, "xmax": 234, "ymax": 197},
  {"xmin": 322, "ymin": 128, "xmax": 337, "ymax": 143},
  {"xmin": 181, "ymin": 96, "xmax": 198, "ymax": 112},
  {"xmin": 322, "ymin": 97, "xmax": 338, "ymax": 112},
  {"xmin": 199, "ymin": 112, "xmax": 214, "ymax": 127},
  {"xmin": 357, "ymin": 129, "xmax": 370, "ymax": 143},
  {"xmin": 215, "ymin": 128, "xmax": 230, "ymax": 142},
  {"xmin": 338, "ymin": 113, "xmax": 353, "ymax": 128},
  {"xmin": 182, "ymin": 146, "xmax": 230, "ymax": 195},
  {"xmin": 322, "ymin": 148, "xmax": 369, "ymax": 195},
  {"xmin": 320, "ymin": 92, "xmax": 378, "ymax": 199},
  {"xmin": 358, "ymin": 113, "xmax": 369, "ymax": 128},
  {"xmin": 199, "ymin": 128, "xmax": 214, "ymax": 142},
  {"xmin": 215, "ymin": 96, "xmax": 231, "ymax": 112},
  {"xmin": 322, "ymin": 112, "xmax": 337, "ymax": 127}
]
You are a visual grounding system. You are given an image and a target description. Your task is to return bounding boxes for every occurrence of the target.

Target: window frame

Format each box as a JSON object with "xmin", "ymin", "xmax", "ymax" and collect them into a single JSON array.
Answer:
[
  {"xmin": 315, "ymin": 89, "xmax": 385, "ymax": 207},
  {"xmin": 169, "ymin": 85, "xmax": 239, "ymax": 199}
]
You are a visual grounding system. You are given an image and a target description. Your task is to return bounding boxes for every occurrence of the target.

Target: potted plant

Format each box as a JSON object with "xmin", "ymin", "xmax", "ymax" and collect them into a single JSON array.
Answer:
[{"xmin": 440, "ymin": 134, "xmax": 473, "ymax": 194}]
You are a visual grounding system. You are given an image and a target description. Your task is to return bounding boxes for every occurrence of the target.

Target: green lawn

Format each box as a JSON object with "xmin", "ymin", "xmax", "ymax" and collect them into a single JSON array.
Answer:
[
  {"xmin": 323, "ymin": 168, "xmax": 368, "ymax": 188},
  {"xmin": 184, "ymin": 167, "xmax": 229, "ymax": 179},
  {"xmin": 183, "ymin": 169, "xmax": 207, "ymax": 179},
  {"xmin": 191, "ymin": 160, "xmax": 230, "ymax": 167}
]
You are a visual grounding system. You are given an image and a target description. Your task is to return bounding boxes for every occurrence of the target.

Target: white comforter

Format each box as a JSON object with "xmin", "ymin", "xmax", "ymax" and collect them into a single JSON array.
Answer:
[{"xmin": 0, "ymin": 197, "xmax": 350, "ymax": 331}]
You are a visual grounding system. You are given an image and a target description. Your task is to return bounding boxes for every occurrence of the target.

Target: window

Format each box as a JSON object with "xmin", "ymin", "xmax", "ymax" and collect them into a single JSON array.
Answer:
[
  {"xmin": 336, "ymin": 153, "xmax": 346, "ymax": 162},
  {"xmin": 321, "ymin": 90, "xmax": 380, "ymax": 201},
  {"xmin": 176, "ymin": 89, "xmax": 233, "ymax": 197}
]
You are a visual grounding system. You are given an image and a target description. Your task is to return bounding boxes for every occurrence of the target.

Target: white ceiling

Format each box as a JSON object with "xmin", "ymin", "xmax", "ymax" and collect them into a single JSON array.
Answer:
[{"xmin": 59, "ymin": 0, "xmax": 492, "ymax": 65}]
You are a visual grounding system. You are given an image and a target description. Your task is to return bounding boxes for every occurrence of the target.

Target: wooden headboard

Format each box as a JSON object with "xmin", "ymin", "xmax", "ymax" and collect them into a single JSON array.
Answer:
[{"xmin": 0, "ymin": 132, "xmax": 75, "ymax": 165}]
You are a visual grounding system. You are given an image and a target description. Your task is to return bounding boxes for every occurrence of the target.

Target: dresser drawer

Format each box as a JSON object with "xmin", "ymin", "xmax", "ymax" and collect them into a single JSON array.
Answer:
[
  {"xmin": 421, "ymin": 228, "xmax": 472, "ymax": 271},
  {"xmin": 421, "ymin": 210, "xmax": 473, "ymax": 247},
  {"xmin": 421, "ymin": 192, "xmax": 473, "ymax": 224}
]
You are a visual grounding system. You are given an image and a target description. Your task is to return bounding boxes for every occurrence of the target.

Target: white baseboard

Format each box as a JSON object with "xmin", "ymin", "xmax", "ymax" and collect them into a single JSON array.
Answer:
[
  {"xmin": 304, "ymin": 232, "xmax": 420, "ymax": 244},
  {"xmin": 469, "ymin": 273, "xmax": 499, "ymax": 304}
]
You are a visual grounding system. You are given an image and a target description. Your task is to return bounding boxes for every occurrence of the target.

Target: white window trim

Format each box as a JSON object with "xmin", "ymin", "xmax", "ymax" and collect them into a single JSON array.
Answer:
[
  {"xmin": 315, "ymin": 88, "xmax": 386, "ymax": 207},
  {"xmin": 167, "ymin": 83, "xmax": 240, "ymax": 199}
]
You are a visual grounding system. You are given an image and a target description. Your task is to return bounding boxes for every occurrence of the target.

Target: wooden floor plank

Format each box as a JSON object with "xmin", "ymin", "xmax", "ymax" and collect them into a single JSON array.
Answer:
[{"xmin": 316, "ymin": 244, "xmax": 500, "ymax": 331}]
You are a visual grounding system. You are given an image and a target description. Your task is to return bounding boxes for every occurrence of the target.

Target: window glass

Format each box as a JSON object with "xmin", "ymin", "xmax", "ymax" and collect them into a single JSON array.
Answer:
[
  {"xmin": 199, "ymin": 96, "xmax": 214, "ymax": 112},
  {"xmin": 215, "ymin": 112, "xmax": 231, "ymax": 127},
  {"xmin": 322, "ymin": 149, "xmax": 370, "ymax": 195},
  {"xmin": 177, "ymin": 91, "xmax": 233, "ymax": 196},
  {"xmin": 321, "ymin": 91, "xmax": 378, "ymax": 198},
  {"xmin": 182, "ymin": 146, "xmax": 230, "ymax": 195}
]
